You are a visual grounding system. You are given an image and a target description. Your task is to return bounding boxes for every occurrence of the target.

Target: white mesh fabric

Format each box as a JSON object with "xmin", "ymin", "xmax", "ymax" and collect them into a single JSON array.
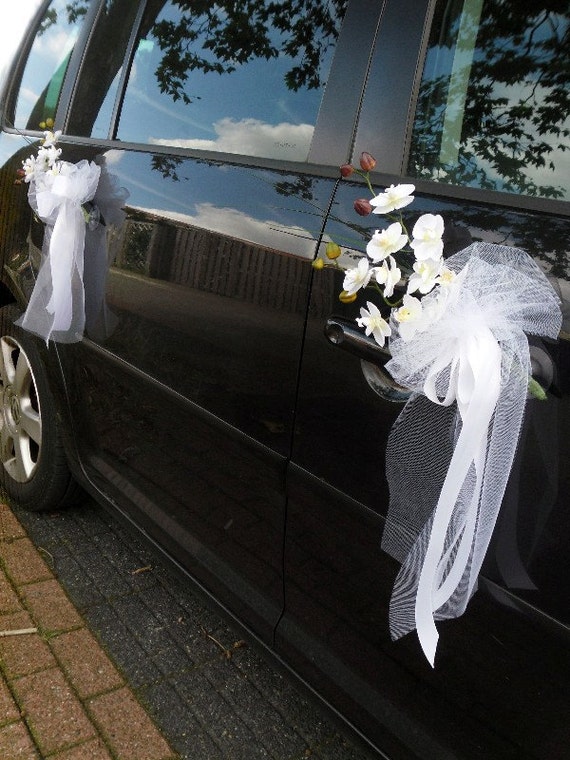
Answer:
[
  {"xmin": 381, "ymin": 243, "xmax": 562, "ymax": 665},
  {"xmin": 17, "ymin": 159, "xmax": 128, "ymax": 344}
]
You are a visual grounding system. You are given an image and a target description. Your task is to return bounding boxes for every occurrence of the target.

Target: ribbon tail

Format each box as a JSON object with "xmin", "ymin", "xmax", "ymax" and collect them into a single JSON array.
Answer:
[{"xmin": 389, "ymin": 330, "xmax": 502, "ymax": 666}]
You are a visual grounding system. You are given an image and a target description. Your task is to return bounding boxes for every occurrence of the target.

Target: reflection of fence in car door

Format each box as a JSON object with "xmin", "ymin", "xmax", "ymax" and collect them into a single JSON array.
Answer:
[{"xmin": 114, "ymin": 216, "xmax": 335, "ymax": 316}]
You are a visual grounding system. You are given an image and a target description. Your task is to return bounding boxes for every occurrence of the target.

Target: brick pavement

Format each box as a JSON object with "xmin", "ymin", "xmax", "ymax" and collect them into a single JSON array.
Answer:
[
  {"xmin": 0, "ymin": 502, "xmax": 177, "ymax": 760},
  {"xmin": 0, "ymin": 499, "xmax": 373, "ymax": 760}
]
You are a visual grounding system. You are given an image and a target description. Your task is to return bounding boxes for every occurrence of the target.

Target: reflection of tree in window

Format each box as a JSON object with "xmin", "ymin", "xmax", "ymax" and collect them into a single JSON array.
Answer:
[
  {"xmin": 148, "ymin": 0, "xmax": 346, "ymax": 103},
  {"xmin": 65, "ymin": 0, "xmax": 346, "ymax": 147},
  {"xmin": 409, "ymin": 1, "xmax": 570, "ymax": 199}
]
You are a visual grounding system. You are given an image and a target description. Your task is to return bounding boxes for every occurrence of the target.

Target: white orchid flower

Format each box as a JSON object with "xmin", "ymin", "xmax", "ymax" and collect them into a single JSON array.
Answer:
[
  {"xmin": 410, "ymin": 213, "xmax": 444, "ymax": 260},
  {"xmin": 37, "ymin": 144, "xmax": 62, "ymax": 172},
  {"xmin": 407, "ymin": 257, "xmax": 443, "ymax": 295},
  {"xmin": 373, "ymin": 256, "xmax": 401, "ymax": 299},
  {"xmin": 393, "ymin": 294, "xmax": 426, "ymax": 341},
  {"xmin": 42, "ymin": 129, "xmax": 61, "ymax": 147},
  {"xmin": 356, "ymin": 301, "xmax": 392, "ymax": 347},
  {"xmin": 343, "ymin": 257, "xmax": 372, "ymax": 295},
  {"xmin": 370, "ymin": 184, "xmax": 415, "ymax": 215},
  {"xmin": 366, "ymin": 223, "xmax": 408, "ymax": 262},
  {"xmin": 436, "ymin": 266, "xmax": 456, "ymax": 288},
  {"xmin": 21, "ymin": 155, "xmax": 39, "ymax": 183}
]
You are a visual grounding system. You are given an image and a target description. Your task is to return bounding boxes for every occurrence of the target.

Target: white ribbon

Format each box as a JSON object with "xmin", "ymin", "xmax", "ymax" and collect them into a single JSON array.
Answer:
[
  {"xmin": 382, "ymin": 243, "xmax": 562, "ymax": 666},
  {"xmin": 18, "ymin": 160, "xmax": 101, "ymax": 343}
]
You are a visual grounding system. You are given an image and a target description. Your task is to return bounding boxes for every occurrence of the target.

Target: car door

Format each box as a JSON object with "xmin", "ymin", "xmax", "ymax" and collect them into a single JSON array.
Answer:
[
  {"xmin": 281, "ymin": 1, "xmax": 570, "ymax": 757},
  {"xmin": 6, "ymin": 0, "xmax": 383, "ymax": 644}
]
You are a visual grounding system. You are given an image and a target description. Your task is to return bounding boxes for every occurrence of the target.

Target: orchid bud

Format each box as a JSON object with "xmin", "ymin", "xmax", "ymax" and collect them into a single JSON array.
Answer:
[
  {"xmin": 359, "ymin": 152, "xmax": 376, "ymax": 172},
  {"xmin": 353, "ymin": 198, "xmax": 372, "ymax": 216},
  {"xmin": 312, "ymin": 257, "xmax": 324, "ymax": 270},
  {"xmin": 325, "ymin": 242, "xmax": 341, "ymax": 260},
  {"xmin": 340, "ymin": 164, "xmax": 354, "ymax": 178},
  {"xmin": 339, "ymin": 290, "xmax": 357, "ymax": 304}
]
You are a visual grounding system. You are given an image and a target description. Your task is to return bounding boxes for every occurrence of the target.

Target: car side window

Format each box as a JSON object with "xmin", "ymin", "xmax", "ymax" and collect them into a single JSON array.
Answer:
[
  {"xmin": 114, "ymin": 0, "xmax": 347, "ymax": 161},
  {"xmin": 13, "ymin": 0, "xmax": 85, "ymax": 130},
  {"xmin": 408, "ymin": 0, "xmax": 570, "ymax": 200}
]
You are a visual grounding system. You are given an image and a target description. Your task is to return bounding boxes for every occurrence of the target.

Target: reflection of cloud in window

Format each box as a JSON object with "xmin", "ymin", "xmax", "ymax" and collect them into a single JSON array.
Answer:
[
  {"xmin": 36, "ymin": 28, "xmax": 74, "ymax": 63},
  {"xmin": 19, "ymin": 86, "xmax": 39, "ymax": 109},
  {"xmin": 150, "ymin": 117, "xmax": 314, "ymax": 161},
  {"xmin": 132, "ymin": 202, "xmax": 317, "ymax": 259}
]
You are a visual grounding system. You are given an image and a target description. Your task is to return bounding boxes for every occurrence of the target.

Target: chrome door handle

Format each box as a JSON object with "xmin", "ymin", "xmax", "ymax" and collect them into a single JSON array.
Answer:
[{"xmin": 325, "ymin": 317, "xmax": 411, "ymax": 402}]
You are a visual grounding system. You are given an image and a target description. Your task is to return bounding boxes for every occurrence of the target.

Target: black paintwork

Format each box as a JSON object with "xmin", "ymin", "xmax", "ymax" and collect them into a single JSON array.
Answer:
[{"xmin": 0, "ymin": 1, "xmax": 569, "ymax": 758}]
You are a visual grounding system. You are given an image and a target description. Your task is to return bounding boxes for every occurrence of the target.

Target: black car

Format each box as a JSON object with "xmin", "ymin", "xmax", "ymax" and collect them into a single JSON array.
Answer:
[{"xmin": 0, "ymin": 1, "xmax": 569, "ymax": 757}]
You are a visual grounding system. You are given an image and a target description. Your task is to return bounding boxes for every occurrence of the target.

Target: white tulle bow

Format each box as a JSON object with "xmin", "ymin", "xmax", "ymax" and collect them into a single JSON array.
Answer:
[
  {"xmin": 382, "ymin": 243, "xmax": 562, "ymax": 666},
  {"xmin": 18, "ymin": 159, "xmax": 101, "ymax": 343}
]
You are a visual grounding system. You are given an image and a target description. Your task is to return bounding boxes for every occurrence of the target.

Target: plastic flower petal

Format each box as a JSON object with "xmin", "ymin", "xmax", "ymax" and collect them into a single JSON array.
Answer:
[
  {"xmin": 42, "ymin": 129, "xmax": 61, "ymax": 147},
  {"xmin": 407, "ymin": 257, "xmax": 443, "ymax": 295},
  {"xmin": 436, "ymin": 266, "xmax": 456, "ymax": 288},
  {"xmin": 21, "ymin": 155, "xmax": 39, "ymax": 182},
  {"xmin": 342, "ymin": 257, "xmax": 372, "ymax": 296},
  {"xmin": 410, "ymin": 213, "xmax": 444, "ymax": 260},
  {"xmin": 356, "ymin": 301, "xmax": 391, "ymax": 347},
  {"xmin": 370, "ymin": 184, "xmax": 415, "ymax": 215},
  {"xmin": 393, "ymin": 294, "xmax": 425, "ymax": 341},
  {"xmin": 366, "ymin": 223, "xmax": 408, "ymax": 262},
  {"xmin": 374, "ymin": 256, "xmax": 401, "ymax": 298}
]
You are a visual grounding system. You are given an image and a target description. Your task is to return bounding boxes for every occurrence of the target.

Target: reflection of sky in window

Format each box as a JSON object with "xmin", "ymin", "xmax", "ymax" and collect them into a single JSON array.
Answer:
[
  {"xmin": 14, "ymin": 0, "xmax": 79, "ymax": 129},
  {"xmin": 412, "ymin": 4, "xmax": 570, "ymax": 198},
  {"xmin": 117, "ymin": 3, "xmax": 336, "ymax": 160}
]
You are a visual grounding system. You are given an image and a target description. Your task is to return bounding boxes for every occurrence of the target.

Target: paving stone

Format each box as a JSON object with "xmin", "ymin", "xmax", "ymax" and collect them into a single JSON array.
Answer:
[
  {"xmin": 52, "ymin": 737, "xmax": 115, "ymax": 760},
  {"xmin": 204, "ymin": 660, "xmax": 307, "ymax": 758},
  {"xmin": 74, "ymin": 548, "xmax": 134, "ymax": 597},
  {"xmin": 0, "ymin": 676, "xmax": 21, "ymax": 726},
  {"xmin": 50, "ymin": 554, "xmax": 105, "ymax": 610},
  {"xmin": 83, "ymin": 603, "xmax": 163, "ymax": 688},
  {"xmin": 168, "ymin": 727, "xmax": 224, "ymax": 760},
  {"xmin": 12, "ymin": 668, "xmax": 95, "ymax": 756},
  {"xmin": 88, "ymin": 686, "xmax": 176, "ymax": 760},
  {"xmin": 20, "ymin": 579, "xmax": 83, "ymax": 633},
  {"xmin": 50, "ymin": 628, "xmax": 124, "ymax": 699},
  {"xmin": 0, "ymin": 572, "xmax": 23, "ymax": 614},
  {"xmin": 0, "ymin": 719, "xmax": 39, "ymax": 759},
  {"xmin": 1, "ymin": 538, "xmax": 53, "ymax": 586},
  {"xmin": 0, "ymin": 505, "xmax": 27, "ymax": 540},
  {"xmin": 0, "ymin": 627, "xmax": 56, "ymax": 679}
]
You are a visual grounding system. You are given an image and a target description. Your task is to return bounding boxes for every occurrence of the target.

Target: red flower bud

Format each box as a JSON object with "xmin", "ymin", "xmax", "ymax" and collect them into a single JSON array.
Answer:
[
  {"xmin": 359, "ymin": 152, "xmax": 376, "ymax": 171},
  {"xmin": 353, "ymin": 198, "xmax": 373, "ymax": 216},
  {"xmin": 340, "ymin": 163, "xmax": 354, "ymax": 178}
]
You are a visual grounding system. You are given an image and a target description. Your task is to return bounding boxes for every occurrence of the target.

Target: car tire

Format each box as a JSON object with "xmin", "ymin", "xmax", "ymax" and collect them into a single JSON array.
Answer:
[{"xmin": 0, "ymin": 304, "xmax": 81, "ymax": 511}]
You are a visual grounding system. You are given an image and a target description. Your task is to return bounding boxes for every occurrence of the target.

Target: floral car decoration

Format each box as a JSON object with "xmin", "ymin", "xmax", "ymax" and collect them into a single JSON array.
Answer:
[
  {"xmin": 314, "ymin": 154, "xmax": 562, "ymax": 666},
  {"xmin": 17, "ymin": 126, "xmax": 127, "ymax": 344}
]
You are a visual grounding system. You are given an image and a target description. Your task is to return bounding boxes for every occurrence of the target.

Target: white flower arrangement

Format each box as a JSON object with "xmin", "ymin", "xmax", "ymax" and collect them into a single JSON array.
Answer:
[
  {"xmin": 16, "ymin": 127, "xmax": 127, "ymax": 343},
  {"xmin": 315, "ymin": 152, "xmax": 458, "ymax": 351},
  {"xmin": 315, "ymin": 152, "xmax": 562, "ymax": 666}
]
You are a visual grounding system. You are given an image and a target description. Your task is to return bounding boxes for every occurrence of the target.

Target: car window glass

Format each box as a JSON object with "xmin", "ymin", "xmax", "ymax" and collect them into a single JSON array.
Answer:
[
  {"xmin": 13, "ymin": 0, "xmax": 85, "ymax": 130},
  {"xmin": 115, "ymin": 0, "xmax": 347, "ymax": 161},
  {"xmin": 68, "ymin": 0, "xmax": 143, "ymax": 139},
  {"xmin": 408, "ymin": 0, "xmax": 570, "ymax": 200}
]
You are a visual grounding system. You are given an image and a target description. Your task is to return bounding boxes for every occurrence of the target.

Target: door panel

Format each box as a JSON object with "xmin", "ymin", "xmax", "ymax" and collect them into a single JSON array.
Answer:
[
  {"xmin": 58, "ymin": 146, "xmax": 336, "ymax": 640},
  {"xmin": 281, "ymin": 176, "xmax": 570, "ymax": 757}
]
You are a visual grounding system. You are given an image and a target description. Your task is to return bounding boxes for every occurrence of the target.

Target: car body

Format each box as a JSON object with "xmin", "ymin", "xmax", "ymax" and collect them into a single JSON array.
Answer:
[{"xmin": 0, "ymin": 1, "xmax": 569, "ymax": 757}]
